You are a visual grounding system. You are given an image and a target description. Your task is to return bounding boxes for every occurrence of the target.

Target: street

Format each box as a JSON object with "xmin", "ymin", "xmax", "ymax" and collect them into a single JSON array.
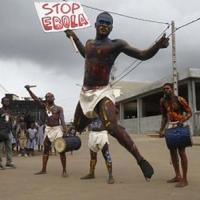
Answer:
[{"xmin": 1, "ymin": 134, "xmax": 200, "ymax": 200}]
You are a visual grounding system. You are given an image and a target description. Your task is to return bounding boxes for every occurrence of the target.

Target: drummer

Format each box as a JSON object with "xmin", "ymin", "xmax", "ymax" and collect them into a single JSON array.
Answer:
[
  {"xmin": 80, "ymin": 116, "xmax": 114, "ymax": 184},
  {"xmin": 159, "ymin": 83, "xmax": 192, "ymax": 187},
  {"xmin": 25, "ymin": 85, "xmax": 67, "ymax": 177}
]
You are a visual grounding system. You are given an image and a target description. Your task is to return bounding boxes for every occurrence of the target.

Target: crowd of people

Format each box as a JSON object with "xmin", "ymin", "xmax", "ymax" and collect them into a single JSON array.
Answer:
[
  {"xmin": 15, "ymin": 120, "xmax": 45, "ymax": 157},
  {"xmin": 1, "ymin": 113, "xmax": 45, "ymax": 160}
]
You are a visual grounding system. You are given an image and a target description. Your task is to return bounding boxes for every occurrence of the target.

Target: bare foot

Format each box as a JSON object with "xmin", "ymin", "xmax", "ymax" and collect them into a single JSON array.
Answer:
[
  {"xmin": 80, "ymin": 173, "xmax": 95, "ymax": 179},
  {"xmin": 107, "ymin": 176, "xmax": 115, "ymax": 184},
  {"xmin": 175, "ymin": 180, "xmax": 188, "ymax": 188},
  {"xmin": 34, "ymin": 170, "xmax": 47, "ymax": 175},
  {"xmin": 62, "ymin": 171, "xmax": 68, "ymax": 177},
  {"xmin": 167, "ymin": 177, "xmax": 181, "ymax": 183}
]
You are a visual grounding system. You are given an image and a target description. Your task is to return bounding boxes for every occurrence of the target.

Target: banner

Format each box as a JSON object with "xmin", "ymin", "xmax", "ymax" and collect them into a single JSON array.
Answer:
[{"xmin": 34, "ymin": 1, "xmax": 90, "ymax": 32}]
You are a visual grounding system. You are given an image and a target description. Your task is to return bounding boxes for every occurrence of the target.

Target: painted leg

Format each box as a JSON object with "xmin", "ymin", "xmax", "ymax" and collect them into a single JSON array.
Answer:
[
  {"xmin": 81, "ymin": 150, "xmax": 97, "ymax": 179},
  {"xmin": 74, "ymin": 102, "xmax": 92, "ymax": 133},
  {"xmin": 102, "ymin": 143, "xmax": 114, "ymax": 184},
  {"xmin": 98, "ymin": 98, "xmax": 154, "ymax": 181}
]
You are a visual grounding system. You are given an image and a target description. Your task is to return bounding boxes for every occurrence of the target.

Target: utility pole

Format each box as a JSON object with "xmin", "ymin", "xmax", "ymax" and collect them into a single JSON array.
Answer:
[{"xmin": 171, "ymin": 20, "xmax": 178, "ymax": 95}]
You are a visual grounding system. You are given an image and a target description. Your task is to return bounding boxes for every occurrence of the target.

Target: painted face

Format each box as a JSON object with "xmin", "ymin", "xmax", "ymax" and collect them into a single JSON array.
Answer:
[
  {"xmin": 95, "ymin": 12, "xmax": 113, "ymax": 37},
  {"xmin": 45, "ymin": 92, "xmax": 55, "ymax": 103},
  {"xmin": 163, "ymin": 85, "xmax": 173, "ymax": 98}
]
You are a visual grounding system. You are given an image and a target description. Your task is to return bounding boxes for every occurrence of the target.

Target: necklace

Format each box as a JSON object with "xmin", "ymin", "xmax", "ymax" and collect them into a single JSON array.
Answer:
[{"xmin": 46, "ymin": 105, "xmax": 54, "ymax": 116}]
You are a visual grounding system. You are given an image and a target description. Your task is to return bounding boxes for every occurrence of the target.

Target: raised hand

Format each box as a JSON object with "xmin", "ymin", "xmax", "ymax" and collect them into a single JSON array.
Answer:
[
  {"xmin": 64, "ymin": 29, "xmax": 75, "ymax": 39},
  {"xmin": 157, "ymin": 34, "xmax": 169, "ymax": 49},
  {"xmin": 24, "ymin": 85, "xmax": 30, "ymax": 90}
]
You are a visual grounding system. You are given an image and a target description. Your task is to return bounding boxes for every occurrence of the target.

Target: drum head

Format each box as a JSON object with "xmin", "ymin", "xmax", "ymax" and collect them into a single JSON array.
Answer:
[{"xmin": 54, "ymin": 138, "xmax": 66, "ymax": 153}]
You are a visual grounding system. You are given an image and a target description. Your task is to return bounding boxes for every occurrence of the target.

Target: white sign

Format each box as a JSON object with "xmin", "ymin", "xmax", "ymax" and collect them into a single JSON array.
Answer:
[{"xmin": 34, "ymin": 1, "xmax": 90, "ymax": 32}]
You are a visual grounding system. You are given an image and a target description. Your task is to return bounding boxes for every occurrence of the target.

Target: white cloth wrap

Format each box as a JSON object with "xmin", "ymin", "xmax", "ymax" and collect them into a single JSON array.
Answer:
[
  {"xmin": 79, "ymin": 85, "xmax": 116, "ymax": 118},
  {"xmin": 88, "ymin": 130, "xmax": 109, "ymax": 153},
  {"xmin": 167, "ymin": 121, "xmax": 188, "ymax": 129},
  {"xmin": 44, "ymin": 125, "xmax": 63, "ymax": 143}
]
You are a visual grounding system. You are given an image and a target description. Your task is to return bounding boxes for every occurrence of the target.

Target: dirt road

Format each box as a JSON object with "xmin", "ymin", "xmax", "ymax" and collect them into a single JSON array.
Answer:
[{"xmin": 1, "ymin": 134, "xmax": 200, "ymax": 200}]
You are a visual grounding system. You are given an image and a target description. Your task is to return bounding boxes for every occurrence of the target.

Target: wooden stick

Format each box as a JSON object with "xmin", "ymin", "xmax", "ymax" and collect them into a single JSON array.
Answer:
[
  {"xmin": 70, "ymin": 36, "xmax": 79, "ymax": 53},
  {"xmin": 29, "ymin": 85, "xmax": 37, "ymax": 88}
]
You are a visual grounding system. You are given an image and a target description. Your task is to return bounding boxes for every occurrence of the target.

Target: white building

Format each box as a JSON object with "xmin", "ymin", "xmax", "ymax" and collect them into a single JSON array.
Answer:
[{"xmin": 116, "ymin": 68, "xmax": 200, "ymax": 135}]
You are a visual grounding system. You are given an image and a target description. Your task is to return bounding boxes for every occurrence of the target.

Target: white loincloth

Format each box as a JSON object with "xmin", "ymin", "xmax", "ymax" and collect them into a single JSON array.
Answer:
[
  {"xmin": 167, "ymin": 121, "xmax": 188, "ymax": 129},
  {"xmin": 44, "ymin": 125, "xmax": 63, "ymax": 143},
  {"xmin": 80, "ymin": 85, "xmax": 116, "ymax": 118},
  {"xmin": 88, "ymin": 130, "xmax": 109, "ymax": 153}
]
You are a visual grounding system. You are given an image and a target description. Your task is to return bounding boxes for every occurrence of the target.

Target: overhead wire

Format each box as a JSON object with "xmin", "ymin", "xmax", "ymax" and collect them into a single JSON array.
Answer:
[
  {"xmin": 111, "ymin": 61, "xmax": 143, "ymax": 86},
  {"xmin": 0, "ymin": 84, "xmax": 9, "ymax": 93},
  {"xmin": 112, "ymin": 24, "xmax": 171, "ymax": 84},
  {"xmin": 176, "ymin": 17, "xmax": 200, "ymax": 31},
  {"xmin": 82, "ymin": 4, "xmax": 169, "ymax": 25},
  {"xmin": 167, "ymin": 17, "xmax": 200, "ymax": 38},
  {"xmin": 111, "ymin": 24, "xmax": 171, "ymax": 86},
  {"xmin": 112, "ymin": 15, "xmax": 200, "ymax": 85}
]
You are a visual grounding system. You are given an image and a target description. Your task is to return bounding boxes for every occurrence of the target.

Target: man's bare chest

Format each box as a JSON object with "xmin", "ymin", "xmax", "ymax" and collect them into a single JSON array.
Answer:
[{"xmin": 86, "ymin": 42, "xmax": 115, "ymax": 58}]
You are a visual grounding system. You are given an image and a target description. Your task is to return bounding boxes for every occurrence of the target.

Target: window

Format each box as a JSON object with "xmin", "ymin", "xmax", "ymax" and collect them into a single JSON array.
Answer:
[
  {"xmin": 178, "ymin": 84, "xmax": 188, "ymax": 101},
  {"xmin": 142, "ymin": 92, "xmax": 163, "ymax": 117},
  {"xmin": 195, "ymin": 82, "xmax": 200, "ymax": 111},
  {"xmin": 124, "ymin": 100, "xmax": 137, "ymax": 119}
]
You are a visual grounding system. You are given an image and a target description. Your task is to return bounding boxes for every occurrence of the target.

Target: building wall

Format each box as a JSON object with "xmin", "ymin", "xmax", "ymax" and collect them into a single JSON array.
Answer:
[
  {"xmin": 120, "ymin": 115, "xmax": 161, "ymax": 134},
  {"xmin": 194, "ymin": 112, "xmax": 200, "ymax": 135},
  {"xmin": 4, "ymin": 94, "xmax": 46, "ymax": 123},
  {"xmin": 120, "ymin": 118, "xmax": 138, "ymax": 133},
  {"xmin": 11, "ymin": 100, "xmax": 45, "ymax": 122},
  {"xmin": 118, "ymin": 77, "xmax": 200, "ymax": 135},
  {"xmin": 140, "ymin": 115, "xmax": 161, "ymax": 133}
]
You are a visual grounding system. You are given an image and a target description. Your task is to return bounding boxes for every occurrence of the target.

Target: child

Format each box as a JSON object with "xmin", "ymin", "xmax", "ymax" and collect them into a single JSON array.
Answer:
[
  {"xmin": 17, "ymin": 122, "xmax": 28, "ymax": 157},
  {"xmin": 36, "ymin": 121, "xmax": 45, "ymax": 152},
  {"xmin": 27, "ymin": 123, "xmax": 37, "ymax": 156}
]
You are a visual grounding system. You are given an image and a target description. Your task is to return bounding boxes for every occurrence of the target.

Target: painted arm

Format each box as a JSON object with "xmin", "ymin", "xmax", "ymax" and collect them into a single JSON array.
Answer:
[
  {"xmin": 178, "ymin": 97, "xmax": 192, "ymax": 123},
  {"xmin": 64, "ymin": 30, "xmax": 85, "ymax": 58},
  {"xmin": 159, "ymin": 98, "xmax": 168, "ymax": 137},
  {"xmin": 24, "ymin": 85, "xmax": 45, "ymax": 108},
  {"xmin": 120, "ymin": 34, "xmax": 169, "ymax": 61},
  {"xmin": 159, "ymin": 115, "xmax": 168, "ymax": 133}
]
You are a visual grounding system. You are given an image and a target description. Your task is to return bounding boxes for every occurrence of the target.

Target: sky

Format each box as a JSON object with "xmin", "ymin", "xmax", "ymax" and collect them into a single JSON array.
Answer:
[{"xmin": 0, "ymin": 0, "xmax": 200, "ymax": 121}]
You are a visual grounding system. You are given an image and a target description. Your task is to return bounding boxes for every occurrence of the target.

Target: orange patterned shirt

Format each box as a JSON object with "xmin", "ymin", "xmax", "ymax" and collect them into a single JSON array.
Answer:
[{"xmin": 160, "ymin": 96, "xmax": 191, "ymax": 122}]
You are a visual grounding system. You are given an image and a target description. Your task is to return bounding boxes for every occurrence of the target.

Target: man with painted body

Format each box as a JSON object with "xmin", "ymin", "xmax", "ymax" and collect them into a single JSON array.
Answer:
[
  {"xmin": 64, "ymin": 12, "xmax": 169, "ymax": 180},
  {"xmin": 25, "ymin": 85, "xmax": 67, "ymax": 177},
  {"xmin": 159, "ymin": 83, "xmax": 192, "ymax": 187}
]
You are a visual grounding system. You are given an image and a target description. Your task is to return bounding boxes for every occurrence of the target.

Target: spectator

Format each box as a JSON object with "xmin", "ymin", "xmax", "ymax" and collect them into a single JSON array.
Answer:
[
  {"xmin": 0, "ymin": 97, "xmax": 16, "ymax": 169},
  {"xmin": 27, "ymin": 123, "xmax": 37, "ymax": 156},
  {"xmin": 17, "ymin": 122, "xmax": 28, "ymax": 157}
]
